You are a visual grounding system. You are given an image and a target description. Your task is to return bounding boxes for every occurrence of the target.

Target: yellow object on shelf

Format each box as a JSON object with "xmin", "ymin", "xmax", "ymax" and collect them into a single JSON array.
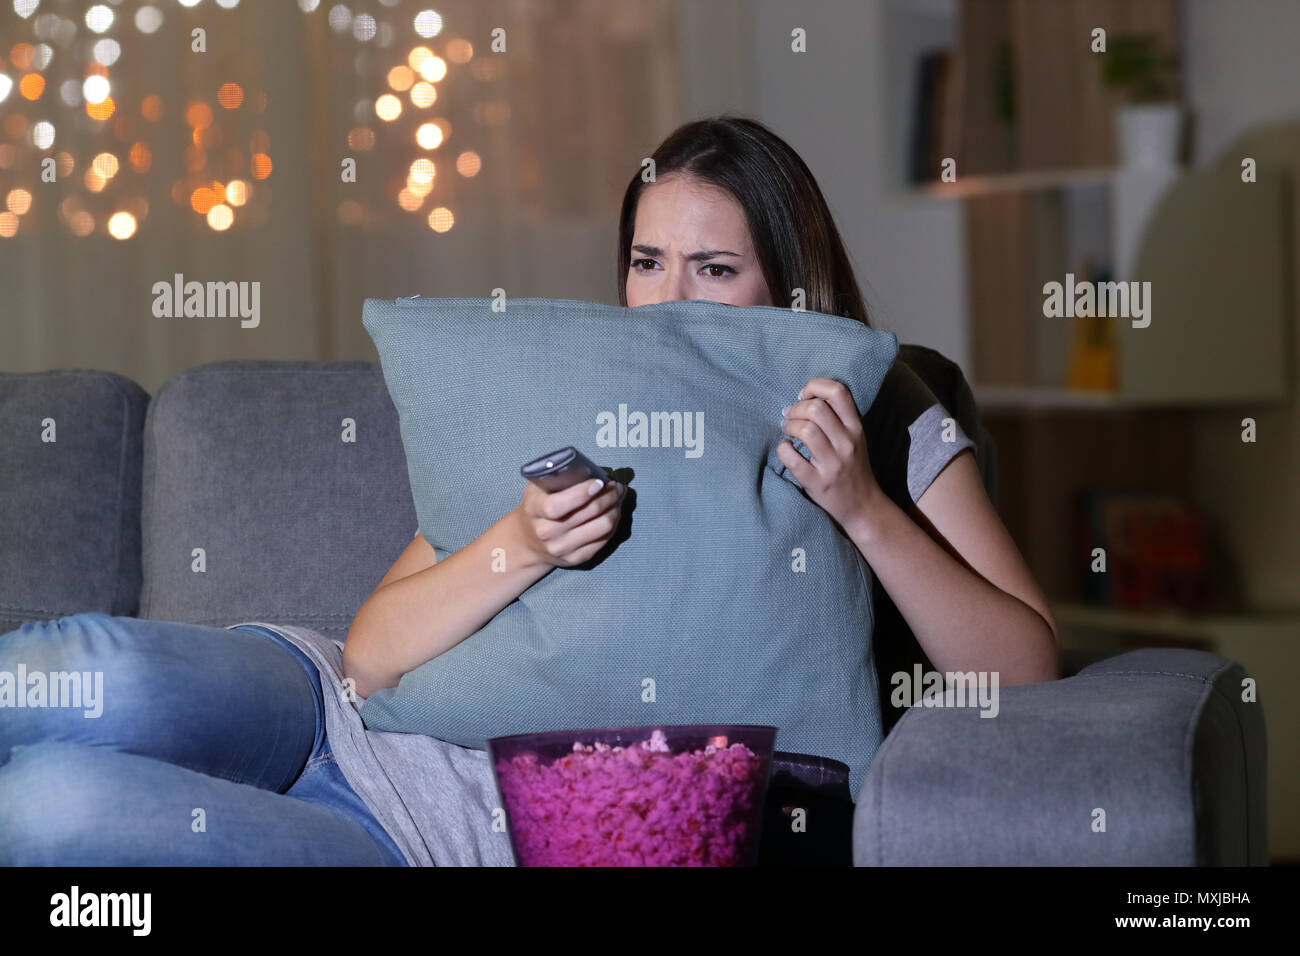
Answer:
[{"xmin": 1064, "ymin": 263, "xmax": 1119, "ymax": 392}]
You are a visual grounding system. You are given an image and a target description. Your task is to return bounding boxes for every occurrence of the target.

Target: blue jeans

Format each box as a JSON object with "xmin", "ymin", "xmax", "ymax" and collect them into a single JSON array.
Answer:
[{"xmin": 0, "ymin": 612, "xmax": 406, "ymax": 866}]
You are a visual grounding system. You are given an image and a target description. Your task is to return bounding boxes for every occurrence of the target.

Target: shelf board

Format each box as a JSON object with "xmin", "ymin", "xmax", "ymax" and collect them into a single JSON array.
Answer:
[
  {"xmin": 1053, "ymin": 602, "xmax": 1300, "ymax": 641},
  {"xmin": 906, "ymin": 166, "xmax": 1117, "ymax": 199},
  {"xmin": 971, "ymin": 384, "xmax": 1285, "ymax": 412},
  {"xmin": 971, "ymin": 385, "xmax": 1126, "ymax": 411}
]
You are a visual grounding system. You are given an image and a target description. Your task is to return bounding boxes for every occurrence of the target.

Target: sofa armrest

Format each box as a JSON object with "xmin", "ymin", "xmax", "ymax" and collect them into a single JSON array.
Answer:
[{"xmin": 853, "ymin": 648, "xmax": 1267, "ymax": 865}]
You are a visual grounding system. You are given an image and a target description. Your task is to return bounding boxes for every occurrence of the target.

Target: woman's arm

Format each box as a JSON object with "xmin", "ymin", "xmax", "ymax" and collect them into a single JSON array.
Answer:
[
  {"xmin": 844, "ymin": 450, "xmax": 1060, "ymax": 685},
  {"xmin": 777, "ymin": 378, "xmax": 1059, "ymax": 687},
  {"xmin": 343, "ymin": 478, "xmax": 626, "ymax": 699}
]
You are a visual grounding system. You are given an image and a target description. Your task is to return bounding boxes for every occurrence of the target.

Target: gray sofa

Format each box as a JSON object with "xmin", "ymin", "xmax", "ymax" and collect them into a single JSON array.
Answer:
[{"xmin": 0, "ymin": 356, "xmax": 1268, "ymax": 865}]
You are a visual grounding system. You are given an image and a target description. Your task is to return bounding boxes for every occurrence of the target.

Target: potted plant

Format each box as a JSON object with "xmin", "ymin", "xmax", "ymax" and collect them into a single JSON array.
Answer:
[{"xmin": 1101, "ymin": 33, "xmax": 1182, "ymax": 168}]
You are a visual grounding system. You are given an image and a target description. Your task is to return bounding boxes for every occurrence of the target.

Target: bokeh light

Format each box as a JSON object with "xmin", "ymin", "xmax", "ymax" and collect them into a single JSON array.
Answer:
[
  {"xmin": 387, "ymin": 65, "xmax": 414, "ymax": 91},
  {"xmin": 352, "ymin": 13, "xmax": 376, "ymax": 41},
  {"xmin": 108, "ymin": 211, "xmax": 137, "ymax": 239},
  {"xmin": 417, "ymin": 55, "xmax": 446, "ymax": 83},
  {"xmin": 250, "ymin": 152, "xmax": 272, "ymax": 179},
  {"xmin": 186, "ymin": 102, "xmax": 214, "ymax": 129},
  {"xmin": 20, "ymin": 73, "xmax": 45, "ymax": 100},
  {"xmin": 217, "ymin": 83, "xmax": 244, "ymax": 109},
  {"xmin": 338, "ymin": 199, "xmax": 363, "ymax": 225},
  {"xmin": 190, "ymin": 186, "xmax": 217, "ymax": 214},
  {"xmin": 31, "ymin": 120, "xmax": 54, "ymax": 149},
  {"xmin": 10, "ymin": 43, "xmax": 35, "ymax": 69},
  {"xmin": 86, "ymin": 96, "xmax": 115, "ymax": 120},
  {"xmin": 446, "ymin": 39, "xmax": 473, "ymax": 63},
  {"xmin": 375, "ymin": 93, "xmax": 401, "ymax": 121},
  {"xmin": 427, "ymin": 206, "xmax": 453, "ymax": 232},
  {"xmin": 408, "ymin": 46, "xmax": 432, "ymax": 72},
  {"xmin": 456, "ymin": 151, "xmax": 481, "ymax": 177},
  {"xmin": 208, "ymin": 204, "xmax": 233, "ymax": 230},
  {"xmin": 410, "ymin": 82, "xmax": 436, "ymax": 108},
  {"xmin": 85, "ymin": 5, "xmax": 114, "ymax": 34},
  {"xmin": 415, "ymin": 122, "xmax": 442, "ymax": 149},
  {"xmin": 69, "ymin": 211, "xmax": 95, "ymax": 237},
  {"xmin": 328, "ymin": 4, "xmax": 351, "ymax": 32},
  {"xmin": 92, "ymin": 152, "xmax": 119, "ymax": 178},
  {"xmin": 6, "ymin": 188, "xmax": 33, "ymax": 215},
  {"xmin": 129, "ymin": 142, "xmax": 152, "ymax": 172},
  {"xmin": 135, "ymin": 6, "xmax": 164, "ymax": 34},
  {"xmin": 83, "ymin": 75, "xmax": 109, "ymax": 104},
  {"xmin": 413, "ymin": 10, "xmax": 443, "ymax": 38},
  {"xmin": 409, "ymin": 158, "xmax": 435, "ymax": 182},
  {"xmin": 93, "ymin": 39, "xmax": 121, "ymax": 66}
]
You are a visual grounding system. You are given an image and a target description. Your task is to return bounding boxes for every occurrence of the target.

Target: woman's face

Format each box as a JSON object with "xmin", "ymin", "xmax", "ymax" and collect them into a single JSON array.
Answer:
[{"xmin": 624, "ymin": 174, "xmax": 774, "ymax": 308}]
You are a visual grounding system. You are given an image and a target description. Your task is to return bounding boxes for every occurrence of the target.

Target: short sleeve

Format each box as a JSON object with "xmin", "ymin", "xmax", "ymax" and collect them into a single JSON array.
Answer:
[{"xmin": 863, "ymin": 360, "xmax": 975, "ymax": 509}]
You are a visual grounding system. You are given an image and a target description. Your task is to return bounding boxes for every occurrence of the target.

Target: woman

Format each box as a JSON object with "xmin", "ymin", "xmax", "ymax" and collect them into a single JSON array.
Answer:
[
  {"xmin": 346, "ymin": 116, "xmax": 1060, "ymax": 700},
  {"xmin": 0, "ymin": 116, "xmax": 1058, "ymax": 866}
]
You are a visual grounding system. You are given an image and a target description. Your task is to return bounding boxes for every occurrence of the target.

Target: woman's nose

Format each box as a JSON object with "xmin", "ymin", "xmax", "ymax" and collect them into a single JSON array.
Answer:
[
  {"xmin": 664, "ymin": 267, "xmax": 702, "ymax": 303},
  {"xmin": 638, "ymin": 268, "xmax": 691, "ymax": 305}
]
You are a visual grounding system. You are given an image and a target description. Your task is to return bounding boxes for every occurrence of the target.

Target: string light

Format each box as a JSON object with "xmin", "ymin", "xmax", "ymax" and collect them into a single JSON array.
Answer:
[{"xmin": 0, "ymin": 4, "xmax": 479, "ymax": 236}]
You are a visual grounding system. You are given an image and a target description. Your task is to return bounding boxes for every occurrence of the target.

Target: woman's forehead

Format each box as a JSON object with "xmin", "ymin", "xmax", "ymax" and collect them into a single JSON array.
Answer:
[{"xmin": 633, "ymin": 177, "xmax": 752, "ymax": 249}]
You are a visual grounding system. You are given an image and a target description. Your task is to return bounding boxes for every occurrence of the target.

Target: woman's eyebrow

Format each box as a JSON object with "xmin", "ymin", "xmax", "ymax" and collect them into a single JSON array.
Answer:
[{"xmin": 632, "ymin": 244, "xmax": 742, "ymax": 261}]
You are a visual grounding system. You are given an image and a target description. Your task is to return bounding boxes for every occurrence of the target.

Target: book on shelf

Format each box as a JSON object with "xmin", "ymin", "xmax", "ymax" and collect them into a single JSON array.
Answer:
[
  {"xmin": 908, "ymin": 49, "xmax": 959, "ymax": 186},
  {"xmin": 1075, "ymin": 490, "xmax": 1210, "ymax": 612}
]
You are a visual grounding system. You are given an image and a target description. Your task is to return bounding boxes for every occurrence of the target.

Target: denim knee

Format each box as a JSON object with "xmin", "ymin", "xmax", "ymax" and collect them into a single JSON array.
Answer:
[
  {"xmin": 1, "ymin": 611, "xmax": 114, "ymax": 669},
  {"xmin": 0, "ymin": 613, "xmax": 124, "ymax": 765},
  {"xmin": 0, "ymin": 741, "xmax": 111, "ymax": 866}
]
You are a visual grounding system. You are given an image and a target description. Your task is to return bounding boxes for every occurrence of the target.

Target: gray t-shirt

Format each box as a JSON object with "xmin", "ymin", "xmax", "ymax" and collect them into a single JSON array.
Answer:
[{"xmin": 231, "ymin": 363, "xmax": 975, "ymax": 866}]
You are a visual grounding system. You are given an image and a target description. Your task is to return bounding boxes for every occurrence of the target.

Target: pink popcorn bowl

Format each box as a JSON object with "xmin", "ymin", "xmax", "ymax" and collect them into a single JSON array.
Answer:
[{"xmin": 487, "ymin": 724, "xmax": 778, "ymax": 867}]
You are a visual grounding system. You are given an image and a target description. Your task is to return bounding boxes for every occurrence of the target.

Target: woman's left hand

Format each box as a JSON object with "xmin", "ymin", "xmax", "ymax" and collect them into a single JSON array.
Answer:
[{"xmin": 776, "ymin": 377, "xmax": 885, "ymax": 535}]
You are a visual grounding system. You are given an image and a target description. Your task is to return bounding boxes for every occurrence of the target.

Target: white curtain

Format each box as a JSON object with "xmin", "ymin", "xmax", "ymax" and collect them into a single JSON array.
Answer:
[{"xmin": 0, "ymin": 0, "xmax": 683, "ymax": 392}]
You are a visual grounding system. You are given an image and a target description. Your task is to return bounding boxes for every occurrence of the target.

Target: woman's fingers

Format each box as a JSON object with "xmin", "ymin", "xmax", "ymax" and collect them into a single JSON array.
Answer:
[
  {"xmin": 525, "ymin": 480, "xmax": 624, "ymax": 543},
  {"xmin": 527, "ymin": 476, "xmax": 610, "ymax": 520},
  {"xmin": 780, "ymin": 414, "xmax": 837, "ymax": 467},
  {"xmin": 550, "ymin": 505, "xmax": 623, "ymax": 560},
  {"xmin": 775, "ymin": 439, "xmax": 815, "ymax": 485},
  {"xmin": 787, "ymin": 378, "xmax": 862, "ymax": 456},
  {"xmin": 555, "ymin": 482, "xmax": 623, "ymax": 533}
]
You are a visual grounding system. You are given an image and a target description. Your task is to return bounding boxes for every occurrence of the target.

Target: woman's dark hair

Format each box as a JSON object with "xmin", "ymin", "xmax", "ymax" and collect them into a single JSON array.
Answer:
[{"xmin": 617, "ymin": 115, "xmax": 872, "ymax": 327}]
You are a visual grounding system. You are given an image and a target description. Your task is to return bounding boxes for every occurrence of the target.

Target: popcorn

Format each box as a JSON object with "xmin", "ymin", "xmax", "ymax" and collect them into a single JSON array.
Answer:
[{"xmin": 495, "ymin": 731, "xmax": 766, "ymax": 866}]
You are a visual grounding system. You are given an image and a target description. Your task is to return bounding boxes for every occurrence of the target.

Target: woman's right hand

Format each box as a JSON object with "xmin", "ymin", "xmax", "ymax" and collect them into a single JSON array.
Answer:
[{"xmin": 513, "ymin": 476, "xmax": 627, "ymax": 568}]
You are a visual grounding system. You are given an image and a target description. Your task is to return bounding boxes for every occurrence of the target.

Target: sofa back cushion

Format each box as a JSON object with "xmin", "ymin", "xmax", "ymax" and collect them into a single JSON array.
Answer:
[
  {"xmin": 0, "ymin": 370, "xmax": 148, "ymax": 630},
  {"xmin": 138, "ymin": 360, "xmax": 417, "ymax": 639},
  {"xmin": 359, "ymin": 296, "xmax": 899, "ymax": 798}
]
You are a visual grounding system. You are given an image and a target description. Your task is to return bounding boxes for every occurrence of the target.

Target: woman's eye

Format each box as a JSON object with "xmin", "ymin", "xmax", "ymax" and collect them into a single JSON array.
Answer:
[
  {"xmin": 631, "ymin": 258, "xmax": 656, "ymax": 271},
  {"xmin": 702, "ymin": 264, "xmax": 735, "ymax": 278}
]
